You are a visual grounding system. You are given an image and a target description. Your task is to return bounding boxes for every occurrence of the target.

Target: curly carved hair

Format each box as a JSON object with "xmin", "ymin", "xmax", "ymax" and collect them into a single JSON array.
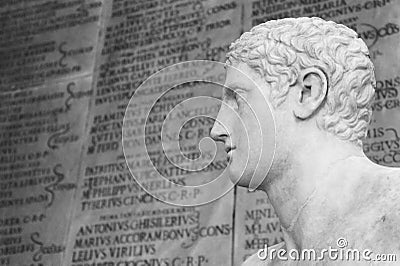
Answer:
[{"xmin": 226, "ymin": 17, "xmax": 376, "ymax": 146}]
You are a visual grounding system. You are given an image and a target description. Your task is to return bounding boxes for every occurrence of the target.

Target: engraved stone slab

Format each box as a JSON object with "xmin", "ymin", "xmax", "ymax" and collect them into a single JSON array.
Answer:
[
  {"xmin": 0, "ymin": 0, "xmax": 104, "ymax": 91},
  {"xmin": 0, "ymin": 77, "xmax": 93, "ymax": 265}
]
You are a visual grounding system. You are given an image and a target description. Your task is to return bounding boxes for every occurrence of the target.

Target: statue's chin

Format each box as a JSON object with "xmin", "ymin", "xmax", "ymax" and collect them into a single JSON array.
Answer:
[
  {"xmin": 231, "ymin": 171, "xmax": 269, "ymax": 191},
  {"xmin": 228, "ymin": 173, "xmax": 244, "ymax": 187},
  {"xmin": 228, "ymin": 172, "xmax": 251, "ymax": 188}
]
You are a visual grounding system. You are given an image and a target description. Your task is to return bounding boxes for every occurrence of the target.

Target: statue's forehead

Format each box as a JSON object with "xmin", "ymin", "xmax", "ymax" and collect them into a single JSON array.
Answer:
[{"xmin": 224, "ymin": 64, "xmax": 261, "ymax": 91}]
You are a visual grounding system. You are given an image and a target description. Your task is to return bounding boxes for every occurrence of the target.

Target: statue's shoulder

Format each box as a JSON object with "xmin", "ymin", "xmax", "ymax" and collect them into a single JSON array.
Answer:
[
  {"xmin": 349, "ymin": 165, "xmax": 400, "ymax": 250},
  {"xmin": 352, "ymin": 161, "xmax": 400, "ymax": 210},
  {"xmin": 371, "ymin": 166, "xmax": 400, "ymax": 210},
  {"xmin": 375, "ymin": 168, "xmax": 400, "ymax": 231},
  {"xmin": 241, "ymin": 242, "xmax": 286, "ymax": 266}
]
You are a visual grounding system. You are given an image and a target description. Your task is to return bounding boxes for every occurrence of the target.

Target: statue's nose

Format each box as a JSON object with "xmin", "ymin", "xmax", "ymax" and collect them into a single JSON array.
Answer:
[
  {"xmin": 210, "ymin": 106, "xmax": 230, "ymax": 143},
  {"xmin": 210, "ymin": 119, "xmax": 227, "ymax": 142}
]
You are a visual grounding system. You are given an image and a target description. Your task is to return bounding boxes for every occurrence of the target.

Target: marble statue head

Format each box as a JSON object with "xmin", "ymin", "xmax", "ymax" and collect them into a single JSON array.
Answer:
[{"xmin": 211, "ymin": 17, "xmax": 377, "ymax": 189}]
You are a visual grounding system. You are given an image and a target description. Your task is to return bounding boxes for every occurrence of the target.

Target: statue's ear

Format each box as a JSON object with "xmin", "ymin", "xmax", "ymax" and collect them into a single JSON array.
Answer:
[{"xmin": 293, "ymin": 67, "xmax": 328, "ymax": 120}]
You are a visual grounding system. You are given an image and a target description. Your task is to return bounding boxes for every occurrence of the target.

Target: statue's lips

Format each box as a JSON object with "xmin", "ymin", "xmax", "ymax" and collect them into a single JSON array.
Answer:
[{"xmin": 227, "ymin": 150, "xmax": 234, "ymax": 163}]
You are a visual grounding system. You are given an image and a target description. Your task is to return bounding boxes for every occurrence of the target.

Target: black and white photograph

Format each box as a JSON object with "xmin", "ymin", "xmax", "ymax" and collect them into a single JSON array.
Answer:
[{"xmin": 0, "ymin": 0, "xmax": 399, "ymax": 265}]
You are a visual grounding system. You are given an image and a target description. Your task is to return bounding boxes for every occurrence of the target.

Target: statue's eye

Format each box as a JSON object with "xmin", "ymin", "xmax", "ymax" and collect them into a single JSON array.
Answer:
[
  {"xmin": 234, "ymin": 90, "xmax": 245, "ymax": 105},
  {"xmin": 223, "ymin": 87, "xmax": 244, "ymax": 110},
  {"xmin": 233, "ymin": 92, "xmax": 240, "ymax": 102},
  {"xmin": 223, "ymin": 88, "xmax": 235, "ymax": 101}
]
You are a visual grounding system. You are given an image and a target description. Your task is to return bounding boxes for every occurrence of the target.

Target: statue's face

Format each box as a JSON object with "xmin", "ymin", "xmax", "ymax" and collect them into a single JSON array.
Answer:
[{"xmin": 210, "ymin": 63, "xmax": 275, "ymax": 189}]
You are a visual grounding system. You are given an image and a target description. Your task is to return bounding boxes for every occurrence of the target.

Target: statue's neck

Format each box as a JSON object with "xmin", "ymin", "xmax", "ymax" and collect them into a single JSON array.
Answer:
[{"xmin": 260, "ymin": 139, "xmax": 366, "ymax": 249}]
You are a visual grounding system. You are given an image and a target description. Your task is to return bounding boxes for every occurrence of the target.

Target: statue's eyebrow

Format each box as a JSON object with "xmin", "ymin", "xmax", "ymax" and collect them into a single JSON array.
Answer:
[
  {"xmin": 224, "ymin": 82, "xmax": 250, "ymax": 92},
  {"xmin": 221, "ymin": 84, "xmax": 248, "ymax": 101}
]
